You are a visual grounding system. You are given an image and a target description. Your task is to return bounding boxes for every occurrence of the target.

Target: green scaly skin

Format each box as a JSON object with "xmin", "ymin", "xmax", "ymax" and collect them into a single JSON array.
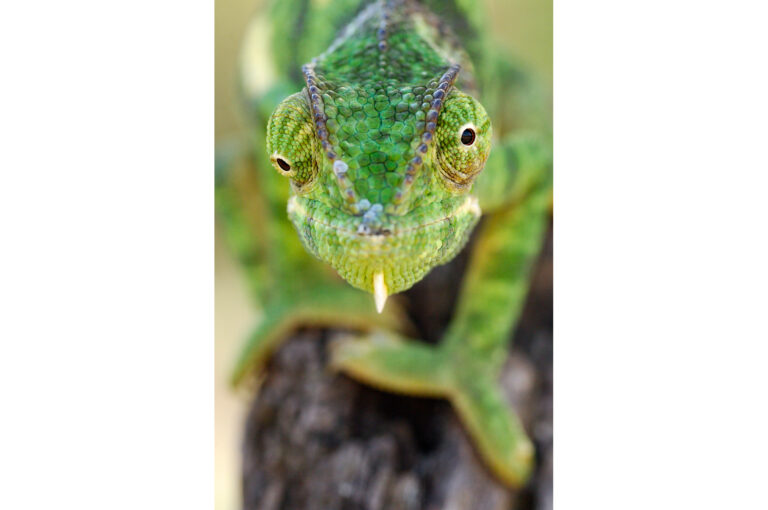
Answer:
[{"xmin": 217, "ymin": 0, "xmax": 552, "ymax": 487}]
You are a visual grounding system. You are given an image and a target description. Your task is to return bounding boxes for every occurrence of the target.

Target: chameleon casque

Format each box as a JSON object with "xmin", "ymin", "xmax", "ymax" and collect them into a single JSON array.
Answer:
[{"xmin": 217, "ymin": 0, "xmax": 552, "ymax": 488}]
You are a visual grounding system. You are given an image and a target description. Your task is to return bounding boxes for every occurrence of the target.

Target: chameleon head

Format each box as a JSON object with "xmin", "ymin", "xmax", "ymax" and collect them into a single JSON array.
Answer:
[{"xmin": 266, "ymin": 80, "xmax": 491, "ymax": 310}]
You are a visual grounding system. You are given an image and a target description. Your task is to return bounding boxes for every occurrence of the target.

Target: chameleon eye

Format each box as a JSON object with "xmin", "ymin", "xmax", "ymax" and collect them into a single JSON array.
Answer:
[
  {"xmin": 434, "ymin": 92, "xmax": 491, "ymax": 191},
  {"xmin": 266, "ymin": 92, "xmax": 318, "ymax": 188},
  {"xmin": 461, "ymin": 128, "xmax": 476, "ymax": 146},
  {"xmin": 276, "ymin": 157, "xmax": 291, "ymax": 172}
]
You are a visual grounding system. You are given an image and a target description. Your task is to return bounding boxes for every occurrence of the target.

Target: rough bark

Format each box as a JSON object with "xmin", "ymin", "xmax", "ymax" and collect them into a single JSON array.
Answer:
[{"xmin": 242, "ymin": 228, "xmax": 552, "ymax": 510}]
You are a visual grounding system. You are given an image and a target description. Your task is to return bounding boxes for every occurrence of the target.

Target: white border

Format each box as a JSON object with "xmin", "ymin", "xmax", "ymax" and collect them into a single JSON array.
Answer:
[
  {"xmin": 2, "ymin": 0, "xmax": 768, "ymax": 507},
  {"xmin": 555, "ymin": 0, "xmax": 768, "ymax": 507},
  {"xmin": 0, "ymin": 0, "xmax": 214, "ymax": 508}
]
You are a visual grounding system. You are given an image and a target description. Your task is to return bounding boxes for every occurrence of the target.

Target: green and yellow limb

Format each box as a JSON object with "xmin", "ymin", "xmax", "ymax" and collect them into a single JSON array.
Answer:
[
  {"xmin": 330, "ymin": 330, "xmax": 534, "ymax": 486},
  {"xmin": 230, "ymin": 282, "xmax": 407, "ymax": 387}
]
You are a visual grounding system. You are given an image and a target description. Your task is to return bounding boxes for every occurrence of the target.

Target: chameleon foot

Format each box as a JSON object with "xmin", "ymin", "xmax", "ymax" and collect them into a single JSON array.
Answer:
[
  {"xmin": 330, "ymin": 332, "xmax": 534, "ymax": 487},
  {"xmin": 230, "ymin": 286, "xmax": 407, "ymax": 387},
  {"xmin": 330, "ymin": 331, "xmax": 451, "ymax": 397}
]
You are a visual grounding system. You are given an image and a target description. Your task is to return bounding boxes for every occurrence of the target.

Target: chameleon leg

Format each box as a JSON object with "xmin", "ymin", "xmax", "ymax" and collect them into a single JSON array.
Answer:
[
  {"xmin": 230, "ymin": 283, "xmax": 408, "ymax": 387},
  {"xmin": 331, "ymin": 135, "xmax": 551, "ymax": 487},
  {"xmin": 330, "ymin": 330, "xmax": 534, "ymax": 487},
  {"xmin": 329, "ymin": 330, "xmax": 451, "ymax": 397},
  {"xmin": 449, "ymin": 367, "xmax": 534, "ymax": 486}
]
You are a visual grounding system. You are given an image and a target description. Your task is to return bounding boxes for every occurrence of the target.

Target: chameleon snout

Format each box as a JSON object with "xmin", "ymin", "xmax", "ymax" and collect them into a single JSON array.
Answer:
[{"xmin": 287, "ymin": 194, "xmax": 480, "ymax": 298}]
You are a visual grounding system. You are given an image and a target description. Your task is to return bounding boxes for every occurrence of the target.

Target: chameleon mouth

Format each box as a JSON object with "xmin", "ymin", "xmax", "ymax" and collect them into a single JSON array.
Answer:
[
  {"xmin": 287, "ymin": 194, "xmax": 480, "ymax": 240},
  {"xmin": 286, "ymin": 194, "xmax": 481, "ymax": 295}
]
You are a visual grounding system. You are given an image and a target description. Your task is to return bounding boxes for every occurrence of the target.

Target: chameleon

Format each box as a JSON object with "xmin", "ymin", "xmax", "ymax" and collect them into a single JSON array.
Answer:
[{"xmin": 216, "ymin": 0, "xmax": 552, "ymax": 488}]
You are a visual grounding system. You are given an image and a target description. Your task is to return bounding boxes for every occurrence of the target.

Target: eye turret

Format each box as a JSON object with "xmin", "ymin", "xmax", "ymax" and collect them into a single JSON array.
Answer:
[
  {"xmin": 266, "ymin": 92, "xmax": 318, "ymax": 188},
  {"xmin": 434, "ymin": 90, "xmax": 492, "ymax": 191}
]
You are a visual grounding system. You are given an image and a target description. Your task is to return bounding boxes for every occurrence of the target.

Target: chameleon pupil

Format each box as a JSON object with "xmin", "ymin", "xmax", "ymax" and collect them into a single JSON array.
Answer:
[
  {"xmin": 276, "ymin": 158, "xmax": 291, "ymax": 172},
  {"xmin": 461, "ymin": 128, "xmax": 476, "ymax": 146}
]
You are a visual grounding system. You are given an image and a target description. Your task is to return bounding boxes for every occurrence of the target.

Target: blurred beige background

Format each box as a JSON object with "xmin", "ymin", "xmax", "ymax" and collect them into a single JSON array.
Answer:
[{"xmin": 215, "ymin": 1, "xmax": 552, "ymax": 508}]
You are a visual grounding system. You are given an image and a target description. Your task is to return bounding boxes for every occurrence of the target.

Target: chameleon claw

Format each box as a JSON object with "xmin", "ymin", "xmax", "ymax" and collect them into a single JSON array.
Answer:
[{"xmin": 373, "ymin": 271, "xmax": 388, "ymax": 313}]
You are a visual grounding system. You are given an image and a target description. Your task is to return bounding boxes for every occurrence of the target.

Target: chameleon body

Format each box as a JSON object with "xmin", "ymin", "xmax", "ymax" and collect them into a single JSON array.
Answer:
[{"xmin": 217, "ymin": 0, "xmax": 552, "ymax": 487}]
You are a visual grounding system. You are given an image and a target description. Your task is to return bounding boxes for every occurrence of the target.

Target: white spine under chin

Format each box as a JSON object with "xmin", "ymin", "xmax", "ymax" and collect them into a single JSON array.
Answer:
[{"xmin": 373, "ymin": 271, "xmax": 388, "ymax": 314}]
